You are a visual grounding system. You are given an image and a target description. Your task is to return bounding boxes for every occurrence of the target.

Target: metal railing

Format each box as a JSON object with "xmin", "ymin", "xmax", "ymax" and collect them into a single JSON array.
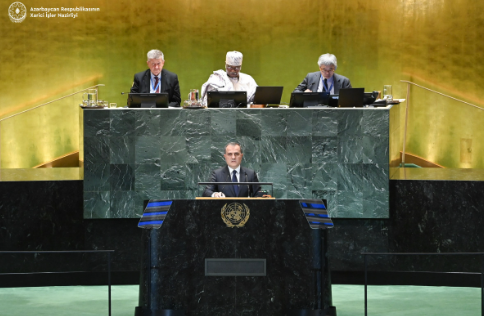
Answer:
[
  {"xmin": 400, "ymin": 80, "xmax": 483, "ymax": 167},
  {"xmin": 0, "ymin": 250, "xmax": 114, "ymax": 316},
  {"xmin": 0, "ymin": 84, "xmax": 104, "ymax": 169},
  {"xmin": 362, "ymin": 252, "xmax": 484, "ymax": 316}
]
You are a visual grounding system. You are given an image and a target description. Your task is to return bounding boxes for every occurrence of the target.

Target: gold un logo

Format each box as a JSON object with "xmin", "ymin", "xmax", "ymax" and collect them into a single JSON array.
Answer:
[
  {"xmin": 9, "ymin": 2, "xmax": 27, "ymax": 23},
  {"xmin": 221, "ymin": 202, "xmax": 250, "ymax": 228}
]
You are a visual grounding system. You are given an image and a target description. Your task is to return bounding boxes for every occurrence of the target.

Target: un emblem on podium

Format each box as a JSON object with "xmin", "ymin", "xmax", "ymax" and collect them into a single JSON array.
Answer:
[{"xmin": 221, "ymin": 202, "xmax": 250, "ymax": 228}]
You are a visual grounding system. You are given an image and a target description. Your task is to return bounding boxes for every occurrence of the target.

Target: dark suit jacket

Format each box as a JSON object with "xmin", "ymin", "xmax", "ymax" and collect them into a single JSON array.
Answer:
[
  {"xmin": 202, "ymin": 166, "xmax": 261, "ymax": 198},
  {"xmin": 293, "ymin": 72, "xmax": 352, "ymax": 94},
  {"xmin": 130, "ymin": 69, "xmax": 181, "ymax": 107}
]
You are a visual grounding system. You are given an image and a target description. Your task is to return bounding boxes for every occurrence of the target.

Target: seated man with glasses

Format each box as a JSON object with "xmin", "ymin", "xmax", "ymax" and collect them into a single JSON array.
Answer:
[
  {"xmin": 200, "ymin": 51, "xmax": 258, "ymax": 104},
  {"xmin": 130, "ymin": 49, "xmax": 181, "ymax": 107},
  {"xmin": 293, "ymin": 53, "xmax": 351, "ymax": 95},
  {"xmin": 203, "ymin": 142, "xmax": 260, "ymax": 198}
]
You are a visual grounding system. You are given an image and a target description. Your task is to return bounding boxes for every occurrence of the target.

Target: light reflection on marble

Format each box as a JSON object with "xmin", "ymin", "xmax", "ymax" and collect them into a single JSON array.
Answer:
[
  {"xmin": 109, "ymin": 136, "xmax": 135, "ymax": 164},
  {"xmin": 135, "ymin": 110, "xmax": 161, "ymax": 136},
  {"xmin": 110, "ymin": 164, "xmax": 134, "ymax": 191},
  {"xmin": 83, "ymin": 163, "xmax": 110, "ymax": 191},
  {"xmin": 83, "ymin": 108, "xmax": 394, "ymax": 219},
  {"xmin": 260, "ymin": 110, "xmax": 287, "ymax": 136},
  {"xmin": 185, "ymin": 110, "xmax": 211, "ymax": 137},
  {"xmin": 110, "ymin": 110, "xmax": 136, "ymax": 137},
  {"xmin": 134, "ymin": 163, "xmax": 161, "ymax": 191},
  {"xmin": 260, "ymin": 137, "xmax": 287, "ymax": 163},
  {"xmin": 135, "ymin": 136, "xmax": 161, "ymax": 164},
  {"xmin": 83, "ymin": 191, "xmax": 110, "ymax": 218},
  {"xmin": 186, "ymin": 162, "xmax": 213, "ymax": 191},
  {"xmin": 312, "ymin": 137, "xmax": 338, "ymax": 164},
  {"xmin": 312, "ymin": 163, "xmax": 338, "ymax": 190},
  {"xmin": 160, "ymin": 163, "xmax": 187, "ymax": 190},
  {"xmin": 286, "ymin": 136, "xmax": 312, "ymax": 164},
  {"xmin": 287, "ymin": 110, "xmax": 313, "ymax": 136},
  {"xmin": 110, "ymin": 191, "xmax": 137, "ymax": 218},
  {"xmin": 159, "ymin": 110, "xmax": 187, "ymax": 136},
  {"xmin": 210, "ymin": 110, "xmax": 236, "ymax": 136},
  {"xmin": 259, "ymin": 163, "xmax": 287, "ymax": 198},
  {"xmin": 84, "ymin": 136, "xmax": 110, "ymax": 165}
]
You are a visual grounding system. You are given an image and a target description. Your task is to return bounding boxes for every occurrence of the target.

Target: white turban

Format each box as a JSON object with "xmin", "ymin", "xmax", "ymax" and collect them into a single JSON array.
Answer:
[{"xmin": 226, "ymin": 51, "xmax": 243, "ymax": 66}]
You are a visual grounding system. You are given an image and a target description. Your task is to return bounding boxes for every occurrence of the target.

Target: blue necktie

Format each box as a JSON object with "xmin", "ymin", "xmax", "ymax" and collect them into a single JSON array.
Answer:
[{"xmin": 232, "ymin": 170, "xmax": 239, "ymax": 196}]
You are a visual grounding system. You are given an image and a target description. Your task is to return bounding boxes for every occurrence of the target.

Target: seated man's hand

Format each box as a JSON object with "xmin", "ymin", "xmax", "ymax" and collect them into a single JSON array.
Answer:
[
  {"xmin": 304, "ymin": 89, "xmax": 312, "ymax": 92},
  {"xmin": 212, "ymin": 192, "xmax": 226, "ymax": 198}
]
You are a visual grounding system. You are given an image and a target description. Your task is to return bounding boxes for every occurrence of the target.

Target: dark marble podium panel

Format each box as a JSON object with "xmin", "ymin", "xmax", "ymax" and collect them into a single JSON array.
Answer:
[
  {"xmin": 136, "ymin": 199, "xmax": 318, "ymax": 316},
  {"xmin": 82, "ymin": 107, "xmax": 394, "ymax": 219}
]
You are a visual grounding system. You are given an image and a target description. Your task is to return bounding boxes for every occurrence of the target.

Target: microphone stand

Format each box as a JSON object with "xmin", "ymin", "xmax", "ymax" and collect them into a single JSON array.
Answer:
[
  {"xmin": 245, "ymin": 172, "xmax": 252, "ymax": 197},
  {"xmin": 221, "ymin": 173, "xmax": 231, "ymax": 195}
]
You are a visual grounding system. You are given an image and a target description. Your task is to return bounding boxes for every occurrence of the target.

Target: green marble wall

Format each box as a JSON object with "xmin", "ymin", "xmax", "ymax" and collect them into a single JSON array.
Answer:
[{"xmin": 83, "ymin": 107, "xmax": 393, "ymax": 219}]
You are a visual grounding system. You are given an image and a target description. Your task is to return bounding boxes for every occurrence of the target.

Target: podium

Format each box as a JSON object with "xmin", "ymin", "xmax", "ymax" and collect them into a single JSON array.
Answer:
[{"xmin": 135, "ymin": 199, "xmax": 335, "ymax": 316}]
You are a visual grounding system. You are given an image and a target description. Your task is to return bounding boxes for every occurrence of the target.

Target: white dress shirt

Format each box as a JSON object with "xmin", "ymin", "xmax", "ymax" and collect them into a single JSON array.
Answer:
[
  {"xmin": 317, "ymin": 75, "xmax": 335, "ymax": 94},
  {"xmin": 150, "ymin": 73, "xmax": 162, "ymax": 93}
]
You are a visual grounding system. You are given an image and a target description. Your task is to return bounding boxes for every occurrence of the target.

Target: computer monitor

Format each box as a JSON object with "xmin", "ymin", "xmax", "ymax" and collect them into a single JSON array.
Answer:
[
  {"xmin": 127, "ymin": 93, "xmax": 169, "ymax": 108},
  {"xmin": 253, "ymin": 86, "xmax": 284, "ymax": 105},
  {"xmin": 289, "ymin": 92, "xmax": 330, "ymax": 107},
  {"xmin": 338, "ymin": 88, "xmax": 364, "ymax": 108},
  {"xmin": 207, "ymin": 91, "xmax": 247, "ymax": 108}
]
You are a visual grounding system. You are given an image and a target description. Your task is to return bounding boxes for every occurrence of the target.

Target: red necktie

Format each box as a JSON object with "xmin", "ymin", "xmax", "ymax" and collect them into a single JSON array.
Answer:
[{"xmin": 154, "ymin": 77, "xmax": 160, "ymax": 93}]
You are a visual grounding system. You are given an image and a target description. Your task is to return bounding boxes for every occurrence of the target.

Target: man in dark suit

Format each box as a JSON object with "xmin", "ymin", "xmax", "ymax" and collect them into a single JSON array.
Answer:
[
  {"xmin": 130, "ymin": 49, "xmax": 181, "ymax": 107},
  {"xmin": 203, "ymin": 142, "xmax": 260, "ymax": 198},
  {"xmin": 294, "ymin": 53, "xmax": 351, "ymax": 95}
]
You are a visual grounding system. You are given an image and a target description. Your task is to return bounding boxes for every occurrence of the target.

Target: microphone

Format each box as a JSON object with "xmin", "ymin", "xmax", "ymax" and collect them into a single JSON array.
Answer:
[
  {"xmin": 245, "ymin": 172, "xmax": 252, "ymax": 197},
  {"xmin": 307, "ymin": 82, "xmax": 314, "ymax": 91},
  {"xmin": 220, "ymin": 173, "xmax": 231, "ymax": 195},
  {"xmin": 121, "ymin": 92, "xmax": 131, "ymax": 107}
]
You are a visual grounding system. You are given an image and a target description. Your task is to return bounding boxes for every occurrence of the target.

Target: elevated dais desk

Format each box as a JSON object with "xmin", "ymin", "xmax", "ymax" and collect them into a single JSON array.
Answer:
[{"xmin": 81, "ymin": 106, "xmax": 397, "ymax": 219}]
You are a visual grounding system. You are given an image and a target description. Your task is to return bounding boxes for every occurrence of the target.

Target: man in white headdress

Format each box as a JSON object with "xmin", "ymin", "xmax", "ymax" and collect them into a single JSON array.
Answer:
[{"xmin": 201, "ymin": 51, "xmax": 258, "ymax": 104}]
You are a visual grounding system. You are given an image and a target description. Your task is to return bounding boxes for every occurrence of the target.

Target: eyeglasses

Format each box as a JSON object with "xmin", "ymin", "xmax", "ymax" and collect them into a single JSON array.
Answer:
[
  {"xmin": 226, "ymin": 65, "xmax": 241, "ymax": 71},
  {"xmin": 320, "ymin": 67, "xmax": 335, "ymax": 73},
  {"xmin": 226, "ymin": 153, "xmax": 241, "ymax": 157}
]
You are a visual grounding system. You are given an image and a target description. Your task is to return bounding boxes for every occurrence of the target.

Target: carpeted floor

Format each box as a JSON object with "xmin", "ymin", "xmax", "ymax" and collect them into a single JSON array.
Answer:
[
  {"xmin": 333, "ymin": 285, "xmax": 480, "ymax": 316},
  {"xmin": 0, "ymin": 284, "xmax": 480, "ymax": 315}
]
